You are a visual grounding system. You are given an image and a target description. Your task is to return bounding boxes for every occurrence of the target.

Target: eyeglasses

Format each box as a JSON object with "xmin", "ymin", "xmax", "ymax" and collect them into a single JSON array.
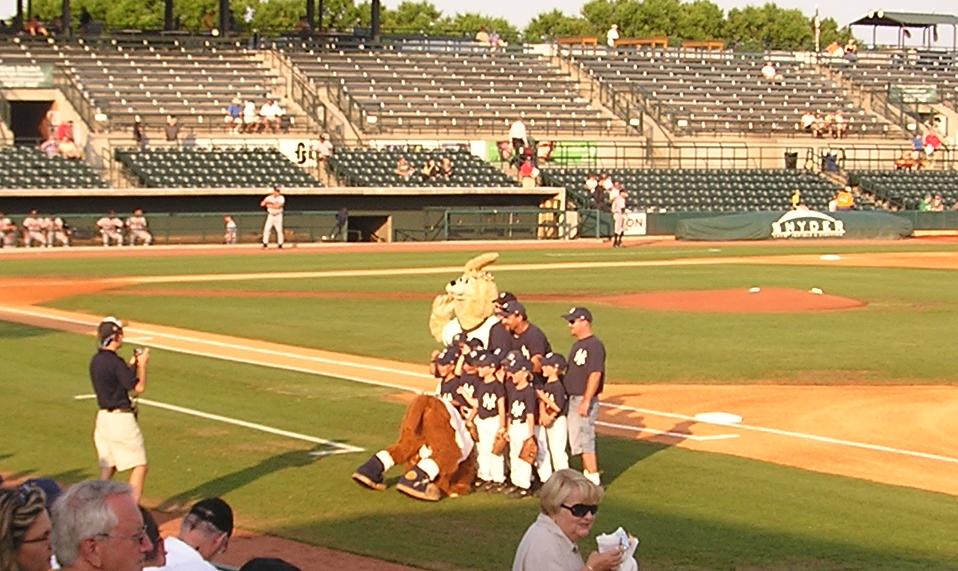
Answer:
[
  {"xmin": 96, "ymin": 526, "xmax": 149, "ymax": 545},
  {"xmin": 561, "ymin": 503, "xmax": 599, "ymax": 518}
]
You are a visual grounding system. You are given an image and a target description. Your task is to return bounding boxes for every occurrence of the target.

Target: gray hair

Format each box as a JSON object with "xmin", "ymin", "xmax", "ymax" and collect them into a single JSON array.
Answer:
[{"xmin": 51, "ymin": 480, "xmax": 132, "ymax": 566}]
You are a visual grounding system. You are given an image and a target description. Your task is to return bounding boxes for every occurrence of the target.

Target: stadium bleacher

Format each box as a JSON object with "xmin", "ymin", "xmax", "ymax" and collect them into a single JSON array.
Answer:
[
  {"xmin": 542, "ymin": 168, "xmax": 842, "ymax": 211},
  {"xmin": 329, "ymin": 147, "xmax": 515, "ymax": 187},
  {"xmin": 116, "ymin": 147, "xmax": 322, "ymax": 188},
  {"xmin": 573, "ymin": 49, "xmax": 894, "ymax": 136},
  {"xmin": 0, "ymin": 146, "xmax": 107, "ymax": 188},
  {"xmin": 854, "ymin": 169, "xmax": 958, "ymax": 209},
  {"xmin": 286, "ymin": 44, "xmax": 630, "ymax": 135}
]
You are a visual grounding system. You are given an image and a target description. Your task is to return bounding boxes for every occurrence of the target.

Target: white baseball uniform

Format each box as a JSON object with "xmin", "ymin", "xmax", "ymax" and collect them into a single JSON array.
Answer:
[
  {"xmin": 224, "ymin": 218, "xmax": 238, "ymax": 244},
  {"xmin": 0, "ymin": 216, "xmax": 16, "ymax": 247},
  {"xmin": 261, "ymin": 193, "xmax": 285, "ymax": 246},
  {"xmin": 21, "ymin": 215, "xmax": 47, "ymax": 247},
  {"xmin": 97, "ymin": 216, "xmax": 122, "ymax": 246},
  {"xmin": 126, "ymin": 215, "xmax": 152, "ymax": 245},
  {"xmin": 612, "ymin": 193, "xmax": 628, "ymax": 235},
  {"xmin": 48, "ymin": 217, "xmax": 69, "ymax": 247}
]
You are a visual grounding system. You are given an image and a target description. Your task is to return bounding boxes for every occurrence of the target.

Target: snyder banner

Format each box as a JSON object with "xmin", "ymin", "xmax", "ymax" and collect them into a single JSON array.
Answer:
[
  {"xmin": 676, "ymin": 211, "xmax": 912, "ymax": 241},
  {"xmin": 623, "ymin": 212, "xmax": 648, "ymax": 236}
]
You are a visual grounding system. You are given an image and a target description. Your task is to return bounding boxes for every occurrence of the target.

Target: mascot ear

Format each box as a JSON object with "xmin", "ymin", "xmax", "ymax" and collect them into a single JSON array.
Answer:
[{"xmin": 464, "ymin": 252, "xmax": 499, "ymax": 273}]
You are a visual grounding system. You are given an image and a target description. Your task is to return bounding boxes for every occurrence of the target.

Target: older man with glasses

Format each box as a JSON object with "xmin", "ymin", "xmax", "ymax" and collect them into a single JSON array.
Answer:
[
  {"xmin": 145, "ymin": 498, "xmax": 233, "ymax": 571},
  {"xmin": 50, "ymin": 479, "xmax": 151, "ymax": 571}
]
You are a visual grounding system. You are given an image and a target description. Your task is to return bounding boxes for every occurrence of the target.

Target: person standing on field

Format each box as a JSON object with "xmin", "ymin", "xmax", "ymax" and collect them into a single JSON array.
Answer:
[
  {"xmin": 90, "ymin": 316, "xmax": 150, "ymax": 503},
  {"xmin": 562, "ymin": 307, "xmax": 605, "ymax": 487},
  {"xmin": 260, "ymin": 186, "xmax": 285, "ymax": 249}
]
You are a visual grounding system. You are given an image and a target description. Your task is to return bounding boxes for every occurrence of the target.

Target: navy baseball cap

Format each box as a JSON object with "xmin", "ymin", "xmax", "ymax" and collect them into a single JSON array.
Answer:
[
  {"xmin": 97, "ymin": 316, "xmax": 123, "ymax": 343},
  {"xmin": 541, "ymin": 352, "xmax": 568, "ymax": 370},
  {"xmin": 189, "ymin": 497, "xmax": 234, "ymax": 536},
  {"xmin": 471, "ymin": 350, "xmax": 498, "ymax": 368},
  {"xmin": 562, "ymin": 306, "xmax": 593, "ymax": 323},
  {"xmin": 495, "ymin": 291, "xmax": 517, "ymax": 305},
  {"xmin": 435, "ymin": 346, "xmax": 459, "ymax": 366},
  {"xmin": 505, "ymin": 356, "xmax": 533, "ymax": 374},
  {"xmin": 496, "ymin": 300, "xmax": 526, "ymax": 318}
]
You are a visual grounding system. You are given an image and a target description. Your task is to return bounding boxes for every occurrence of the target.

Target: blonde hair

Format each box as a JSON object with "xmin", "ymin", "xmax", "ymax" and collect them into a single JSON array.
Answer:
[
  {"xmin": 0, "ymin": 486, "xmax": 47, "ymax": 571},
  {"xmin": 538, "ymin": 469, "xmax": 603, "ymax": 516}
]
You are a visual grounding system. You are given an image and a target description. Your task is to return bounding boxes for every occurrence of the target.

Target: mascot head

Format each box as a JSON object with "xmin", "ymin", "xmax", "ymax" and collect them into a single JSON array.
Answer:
[{"xmin": 446, "ymin": 253, "xmax": 499, "ymax": 331}]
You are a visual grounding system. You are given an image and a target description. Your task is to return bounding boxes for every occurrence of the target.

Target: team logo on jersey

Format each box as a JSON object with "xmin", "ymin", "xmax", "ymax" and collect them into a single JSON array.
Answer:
[
  {"xmin": 520, "ymin": 346, "xmax": 531, "ymax": 359},
  {"xmin": 482, "ymin": 393, "xmax": 498, "ymax": 410},
  {"xmin": 459, "ymin": 383, "xmax": 475, "ymax": 400},
  {"xmin": 511, "ymin": 400, "xmax": 527, "ymax": 418},
  {"xmin": 573, "ymin": 348, "xmax": 588, "ymax": 366}
]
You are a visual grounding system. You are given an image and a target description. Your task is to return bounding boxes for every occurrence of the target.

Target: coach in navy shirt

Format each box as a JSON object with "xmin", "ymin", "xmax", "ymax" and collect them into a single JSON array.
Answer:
[{"xmin": 562, "ymin": 307, "xmax": 605, "ymax": 487}]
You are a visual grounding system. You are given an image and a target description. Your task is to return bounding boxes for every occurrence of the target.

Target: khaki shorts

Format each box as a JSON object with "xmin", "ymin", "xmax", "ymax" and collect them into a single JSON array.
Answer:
[
  {"xmin": 94, "ymin": 410, "xmax": 147, "ymax": 471},
  {"xmin": 567, "ymin": 395, "xmax": 599, "ymax": 455}
]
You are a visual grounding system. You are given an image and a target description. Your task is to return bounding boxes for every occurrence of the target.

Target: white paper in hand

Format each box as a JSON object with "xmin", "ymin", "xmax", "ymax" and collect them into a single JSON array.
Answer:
[{"xmin": 595, "ymin": 527, "xmax": 640, "ymax": 571}]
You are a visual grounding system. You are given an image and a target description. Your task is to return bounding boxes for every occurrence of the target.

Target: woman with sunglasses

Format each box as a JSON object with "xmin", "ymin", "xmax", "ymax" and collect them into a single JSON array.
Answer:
[
  {"xmin": 0, "ymin": 485, "xmax": 53, "ymax": 571},
  {"xmin": 512, "ymin": 469, "xmax": 624, "ymax": 571}
]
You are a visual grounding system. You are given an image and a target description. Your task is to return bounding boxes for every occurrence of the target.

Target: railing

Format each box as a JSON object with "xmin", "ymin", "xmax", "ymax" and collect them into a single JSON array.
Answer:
[
  {"xmin": 266, "ymin": 49, "xmax": 334, "ymax": 140},
  {"xmin": 54, "ymin": 68, "xmax": 105, "ymax": 133},
  {"xmin": 426, "ymin": 206, "xmax": 572, "ymax": 241},
  {"xmin": 0, "ymin": 91, "xmax": 10, "ymax": 144}
]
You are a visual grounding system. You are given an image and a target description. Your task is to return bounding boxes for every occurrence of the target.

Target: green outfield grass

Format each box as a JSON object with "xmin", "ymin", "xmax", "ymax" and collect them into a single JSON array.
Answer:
[{"xmin": 3, "ymin": 321, "xmax": 958, "ymax": 570}]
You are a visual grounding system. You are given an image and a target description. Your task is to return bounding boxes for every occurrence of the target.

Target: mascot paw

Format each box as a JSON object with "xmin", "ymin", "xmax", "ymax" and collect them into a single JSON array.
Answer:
[
  {"xmin": 352, "ymin": 455, "xmax": 387, "ymax": 491},
  {"xmin": 396, "ymin": 466, "xmax": 442, "ymax": 502}
]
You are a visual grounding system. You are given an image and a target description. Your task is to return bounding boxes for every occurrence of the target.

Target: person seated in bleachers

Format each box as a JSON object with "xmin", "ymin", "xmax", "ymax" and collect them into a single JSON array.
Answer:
[
  {"xmin": 164, "ymin": 115, "xmax": 181, "ymax": 142},
  {"xmin": 790, "ymin": 188, "xmax": 802, "ymax": 210},
  {"xmin": 835, "ymin": 186, "xmax": 855, "ymax": 211},
  {"xmin": 843, "ymin": 38, "xmax": 858, "ymax": 62},
  {"xmin": 584, "ymin": 174, "xmax": 598, "ymax": 195},
  {"xmin": 475, "ymin": 26, "xmax": 490, "ymax": 46},
  {"xmin": 924, "ymin": 130, "xmax": 943, "ymax": 159},
  {"xmin": 894, "ymin": 150, "xmax": 921, "ymax": 170},
  {"xmin": 832, "ymin": 111, "xmax": 848, "ymax": 138},
  {"xmin": 421, "ymin": 158, "xmax": 439, "ymax": 181},
  {"xmin": 918, "ymin": 194, "xmax": 933, "ymax": 211},
  {"xmin": 55, "ymin": 120, "xmax": 73, "ymax": 142},
  {"xmin": 930, "ymin": 194, "xmax": 946, "ymax": 212},
  {"xmin": 440, "ymin": 156, "xmax": 454, "ymax": 180},
  {"xmin": 259, "ymin": 99, "xmax": 283, "ymax": 134},
  {"xmin": 825, "ymin": 41, "xmax": 844, "ymax": 59},
  {"xmin": 811, "ymin": 113, "xmax": 827, "ymax": 138},
  {"xmin": 760, "ymin": 61, "xmax": 779, "ymax": 81},
  {"xmin": 800, "ymin": 111, "xmax": 816, "ymax": 134},
  {"xmin": 225, "ymin": 98, "xmax": 242, "ymax": 134},
  {"xmin": 40, "ymin": 136, "xmax": 59, "ymax": 158},
  {"xmin": 519, "ymin": 157, "xmax": 539, "ymax": 188},
  {"xmin": 26, "ymin": 16, "xmax": 48, "ymax": 36},
  {"xmin": 822, "ymin": 112, "xmax": 836, "ymax": 138},
  {"xmin": 911, "ymin": 131, "xmax": 925, "ymax": 160},
  {"xmin": 242, "ymin": 100, "xmax": 258, "ymax": 134},
  {"xmin": 58, "ymin": 136, "xmax": 83, "ymax": 160},
  {"xmin": 133, "ymin": 116, "xmax": 147, "ymax": 148},
  {"xmin": 395, "ymin": 156, "xmax": 414, "ymax": 180},
  {"xmin": 606, "ymin": 24, "xmax": 619, "ymax": 49}
]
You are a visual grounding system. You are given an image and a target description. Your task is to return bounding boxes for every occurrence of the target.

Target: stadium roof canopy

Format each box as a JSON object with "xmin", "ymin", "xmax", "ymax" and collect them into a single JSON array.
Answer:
[{"xmin": 849, "ymin": 11, "xmax": 958, "ymax": 49}]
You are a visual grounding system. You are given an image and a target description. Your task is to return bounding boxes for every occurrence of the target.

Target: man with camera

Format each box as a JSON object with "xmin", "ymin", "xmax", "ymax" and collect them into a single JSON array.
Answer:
[{"xmin": 90, "ymin": 316, "xmax": 150, "ymax": 502}]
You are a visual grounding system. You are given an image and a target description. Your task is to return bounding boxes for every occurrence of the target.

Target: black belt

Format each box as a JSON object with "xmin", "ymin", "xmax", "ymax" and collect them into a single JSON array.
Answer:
[{"xmin": 103, "ymin": 407, "xmax": 134, "ymax": 413}]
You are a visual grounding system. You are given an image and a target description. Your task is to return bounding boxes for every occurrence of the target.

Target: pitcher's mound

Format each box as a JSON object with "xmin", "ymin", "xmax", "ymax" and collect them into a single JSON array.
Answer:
[{"xmin": 602, "ymin": 288, "xmax": 865, "ymax": 313}]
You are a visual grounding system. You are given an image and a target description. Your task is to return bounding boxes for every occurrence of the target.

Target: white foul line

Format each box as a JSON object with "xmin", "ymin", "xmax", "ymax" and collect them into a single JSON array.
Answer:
[
  {"xmin": 73, "ymin": 394, "xmax": 363, "ymax": 456},
  {"xmin": 603, "ymin": 402, "xmax": 958, "ymax": 465},
  {"xmin": 596, "ymin": 420, "xmax": 739, "ymax": 441}
]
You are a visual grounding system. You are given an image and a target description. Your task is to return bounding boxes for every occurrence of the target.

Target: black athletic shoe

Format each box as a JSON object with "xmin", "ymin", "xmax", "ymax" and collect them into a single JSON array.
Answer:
[
  {"xmin": 351, "ymin": 455, "xmax": 386, "ymax": 491},
  {"xmin": 508, "ymin": 486, "xmax": 533, "ymax": 499},
  {"xmin": 262, "ymin": 244, "xmax": 268, "ymax": 249},
  {"xmin": 396, "ymin": 466, "xmax": 441, "ymax": 501},
  {"xmin": 278, "ymin": 244, "xmax": 283, "ymax": 249}
]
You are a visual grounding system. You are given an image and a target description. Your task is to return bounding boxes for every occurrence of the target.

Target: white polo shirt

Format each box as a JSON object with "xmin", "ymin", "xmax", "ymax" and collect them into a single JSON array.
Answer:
[
  {"xmin": 145, "ymin": 536, "xmax": 216, "ymax": 571},
  {"xmin": 512, "ymin": 513, "xmax": 584, "ymax": 571}
]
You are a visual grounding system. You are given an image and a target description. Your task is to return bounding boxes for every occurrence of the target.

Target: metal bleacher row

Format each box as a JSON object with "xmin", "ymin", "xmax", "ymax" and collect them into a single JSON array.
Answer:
[
  {"xmin": 329, "ymin": 147, "xmax": 514, "ymax": 187},
  {"xmin": 573, "ymin": 49, "xmax": 895, "ymax": 136},
  {"xmin": 542, "ymin": 168, "xmax": 842, "ymax": 212},
  {"xmin": 115, "ymin": 147, "xmax": 322, "ymax": 188},
  {"xmin": 0, "ymin": 146, "xmax": 107, "ymax": 188},
  {"xmin": 855, "ymin": 170, "xmax": 958, "ymax": 209},
  {"xmin": 285, "ymin": 43, "xmax": 630, "ymax": 135},
  {"xmin": 826, "ymin": 50, "xmax": 958, "ymax": 110}
]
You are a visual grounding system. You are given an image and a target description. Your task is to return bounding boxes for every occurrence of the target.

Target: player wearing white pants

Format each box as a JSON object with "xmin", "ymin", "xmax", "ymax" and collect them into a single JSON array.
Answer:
[
  {"xmin": 474, "ymin": 415, "xmax": 505, "ymax": 485},
  {"xmin": 48, "ymin": 217, "xmax": 70, "ymax": 247},
  {"xmin": 97, "ymin": 212, "xmax": 123, "ymax": 246},
  {"xmin": 538, "ymin": 415, "xmax": 569, "ymax": 481},
  {"xmin": 611, "ymin": 186, "xmax": 628, "ymax": 248},
  {"xmin": 260, "ymin": 186, "xmax": 285, "ymax": 248},
  {"xmin": 126, "ymin": 209, "xmax": 152, "ymax": 246},
  {"xmin": 22, "ymin": 211, "xmax": 47, "ymax": 247}
]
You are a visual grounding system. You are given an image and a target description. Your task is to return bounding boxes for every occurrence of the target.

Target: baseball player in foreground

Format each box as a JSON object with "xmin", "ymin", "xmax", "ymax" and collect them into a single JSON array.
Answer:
[{"xmin": 260, "ymin": 186, "xmax": 285, "ymax": 249}]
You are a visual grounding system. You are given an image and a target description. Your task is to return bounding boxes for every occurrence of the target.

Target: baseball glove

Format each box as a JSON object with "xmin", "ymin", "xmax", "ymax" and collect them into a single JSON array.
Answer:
[
  {"xmin": 492, "ymin": 432, "xmax": 508, "ymax": 455},
  {"xmin": 519, "ymin": 437, "xmax": 538, "ymax": 465}
]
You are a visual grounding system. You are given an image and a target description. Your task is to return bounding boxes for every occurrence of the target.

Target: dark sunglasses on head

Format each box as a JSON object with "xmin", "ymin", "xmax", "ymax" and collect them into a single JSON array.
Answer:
[{"xmin": 562, "ymin": 503, "xmax": 599, "ymax": 517}]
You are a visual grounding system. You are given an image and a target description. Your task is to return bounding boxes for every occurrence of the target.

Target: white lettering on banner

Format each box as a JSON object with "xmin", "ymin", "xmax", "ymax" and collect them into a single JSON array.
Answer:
[
  {"xmin": 623, "ymin": 212, "xmax": 648, "ymax": 236},
  {"xmin": 771, "ymin": 211, "xmax": 846, "ymax": 239}
]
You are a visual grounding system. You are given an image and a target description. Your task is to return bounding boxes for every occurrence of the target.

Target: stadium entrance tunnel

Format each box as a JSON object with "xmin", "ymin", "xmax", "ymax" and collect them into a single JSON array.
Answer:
[
  {"xmin": 349, "ymin": 214, "xmax": 392, "ymax": 242},
  {"xmin": 9, "ymin": 100, "xmax": 53, "ymax": 144}
]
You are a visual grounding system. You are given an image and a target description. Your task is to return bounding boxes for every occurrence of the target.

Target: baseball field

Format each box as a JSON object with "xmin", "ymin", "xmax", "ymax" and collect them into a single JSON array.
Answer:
[{"xmin": 2, "ymin": 238, "xmax": 958, "ymax": 570}]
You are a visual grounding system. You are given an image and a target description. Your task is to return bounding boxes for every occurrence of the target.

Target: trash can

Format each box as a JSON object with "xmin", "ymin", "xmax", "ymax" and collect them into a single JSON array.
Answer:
[{"xmin": 784, "ymin": 151, "xmax": 798, "ymax": 169}]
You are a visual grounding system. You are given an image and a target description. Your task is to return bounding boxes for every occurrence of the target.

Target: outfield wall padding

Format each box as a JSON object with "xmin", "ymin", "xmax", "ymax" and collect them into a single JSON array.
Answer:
[{"xmin": 675, "ymin": 211, "xmax": 914, "ymax": 241}]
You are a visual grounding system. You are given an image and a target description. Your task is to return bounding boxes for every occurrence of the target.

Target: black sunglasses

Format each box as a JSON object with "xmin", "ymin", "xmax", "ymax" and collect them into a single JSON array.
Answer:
[{"xmin": 561, "ymin": 503, "xmax": 599, "ymax": 517}]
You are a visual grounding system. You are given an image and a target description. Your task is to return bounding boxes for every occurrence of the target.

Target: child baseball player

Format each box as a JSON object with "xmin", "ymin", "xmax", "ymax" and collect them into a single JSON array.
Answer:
[
  {"xmin": 461, "ymin": 350, "xmax": 506, "ymax": 493},
  {"xmin": 505, "ymin": 355, "xmax": 538, "ymax": 499},
  {"xmin": 537, "ymin": 352, "xmax": 570, "ymax": 479}
]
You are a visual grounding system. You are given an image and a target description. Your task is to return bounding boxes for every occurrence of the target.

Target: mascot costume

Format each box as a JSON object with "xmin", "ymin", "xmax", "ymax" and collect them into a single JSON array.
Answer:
[{"xmin": 352, "ymin": 253, "xmax": 500, "ymax": 501}]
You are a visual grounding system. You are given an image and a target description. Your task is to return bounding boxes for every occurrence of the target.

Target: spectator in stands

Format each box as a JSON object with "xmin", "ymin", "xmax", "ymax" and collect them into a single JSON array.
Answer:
[
  {"xmin": 606, "ymin": 24, "xmax": 619, "ymax": 49},
  {"xmin": 490, "ymin": 30, "xmax": 506, "ymax": 50},
  {"xmin": 440, "ymin": 156, "xmax": 454, "ymax": 180},
  {"xmin": 40, "ymin": 136, "xmax": 60, "ymax": 158},
  {"xmin": 924, "ymin": 129, "xmax": 943, "ymax": 159},
  {"xmin": 259, "ymin": 99, "xmax": 283, "ymax": 134},
  {"xmin": 912, "ymin": 131, "xmax": 925, "ymax": 160},
  {"xmin": 58, "ymin": 136, "xmax": 83, "ymax": 160},
  {"xmin": 835, "ymin": 186, "xmax": 855, "ymax": 211},
  {"xmin": 509, "ymin": 118, "xmax": 527, "ymax": 167},
  {"xmin": 133, "ymin": 116, "xmax": 146, "ymax": 148},
  {"xmin": 25, "ymin": 17, "xmax": 48, "ymax": 36},
  {"xmin": 164, "ymin": 115, "xmax": 181, "ymax": 143},
  {"xmin": 760, "ymin": 61, "xmax": 780, "ymax": 81},
  {"xmin": 811, "ymin": 113, "xmax": 827, "ymax": 138},
  {"xmin": 790, "ymin": 188, "xmax": 802, "ymax": 210},
  {"xmin": 0, "ymin": 212, "xmax": 16, "ymax": 248},
  {"xmin": 316, "ymin": 133, "xmax": 334, "ymax": 165},
  {"xmin": 951, "ymin": 198, "xmax": 958, "ymax": 211},
  {"xmin": 145, "ymin": 497, "xmax": 233, "ymax": 571},
  {"xmin": 140, "ymin": 506, "xmax": 166, "ymax": 568},
  {"xmin": 45, "ymin": 107, "xmax": 61, "ymax": 138},
  {"xmin": 395, "ymin": 156, "xmax": 414, "ymax": 180},
  {"xmin": 832, "ymin": 111, "xmax": 848, "ymax": 138},
  {"xmin": 475, "ymin": 25, "xmax": 490, "ymax": 46},
  {"xmin": 226, "ymin": 98, "xmax": 242, "ymax": 134},
  {"xmin": 895, "ymin": 150, "xmax": 920, "ymax": 170},
  {"xmin": 918, "ymin": 194, "xmax": 933, "ymax": 211},
  {"xmin": 825, "ymin": 41, "xmax": 844, "ymax": 58},
  {"xmin": 584, "ymin": 174, "xmax": 598, "ymax": 195},
  {"xmin": 800, "ymin": 111, "xmax": 816, "ymax": 134},
  {"xmin": 421, "ymin": 158, "xmax": 439, "ymax": 181},
  {"xmin": 0, "ymin": 483, "xmax": 53, "ymax": 571},
  {"xmin": 930, "ymin": 194, "xmax": 945, "ymax": 212},
  {"xmin": 55, "ymin": 120, "xmax": 73, "ymax": 142},
  {"xmin": 242, "ymin": 100, "xmax": 258, "ymax": 133},
  {"xmin": 843, "ymin": 38, "xmax": 858, "ymax": 62},
  {"xmin": 52, "ymin": 480, "xmax": 150, "ymax": 571}
]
